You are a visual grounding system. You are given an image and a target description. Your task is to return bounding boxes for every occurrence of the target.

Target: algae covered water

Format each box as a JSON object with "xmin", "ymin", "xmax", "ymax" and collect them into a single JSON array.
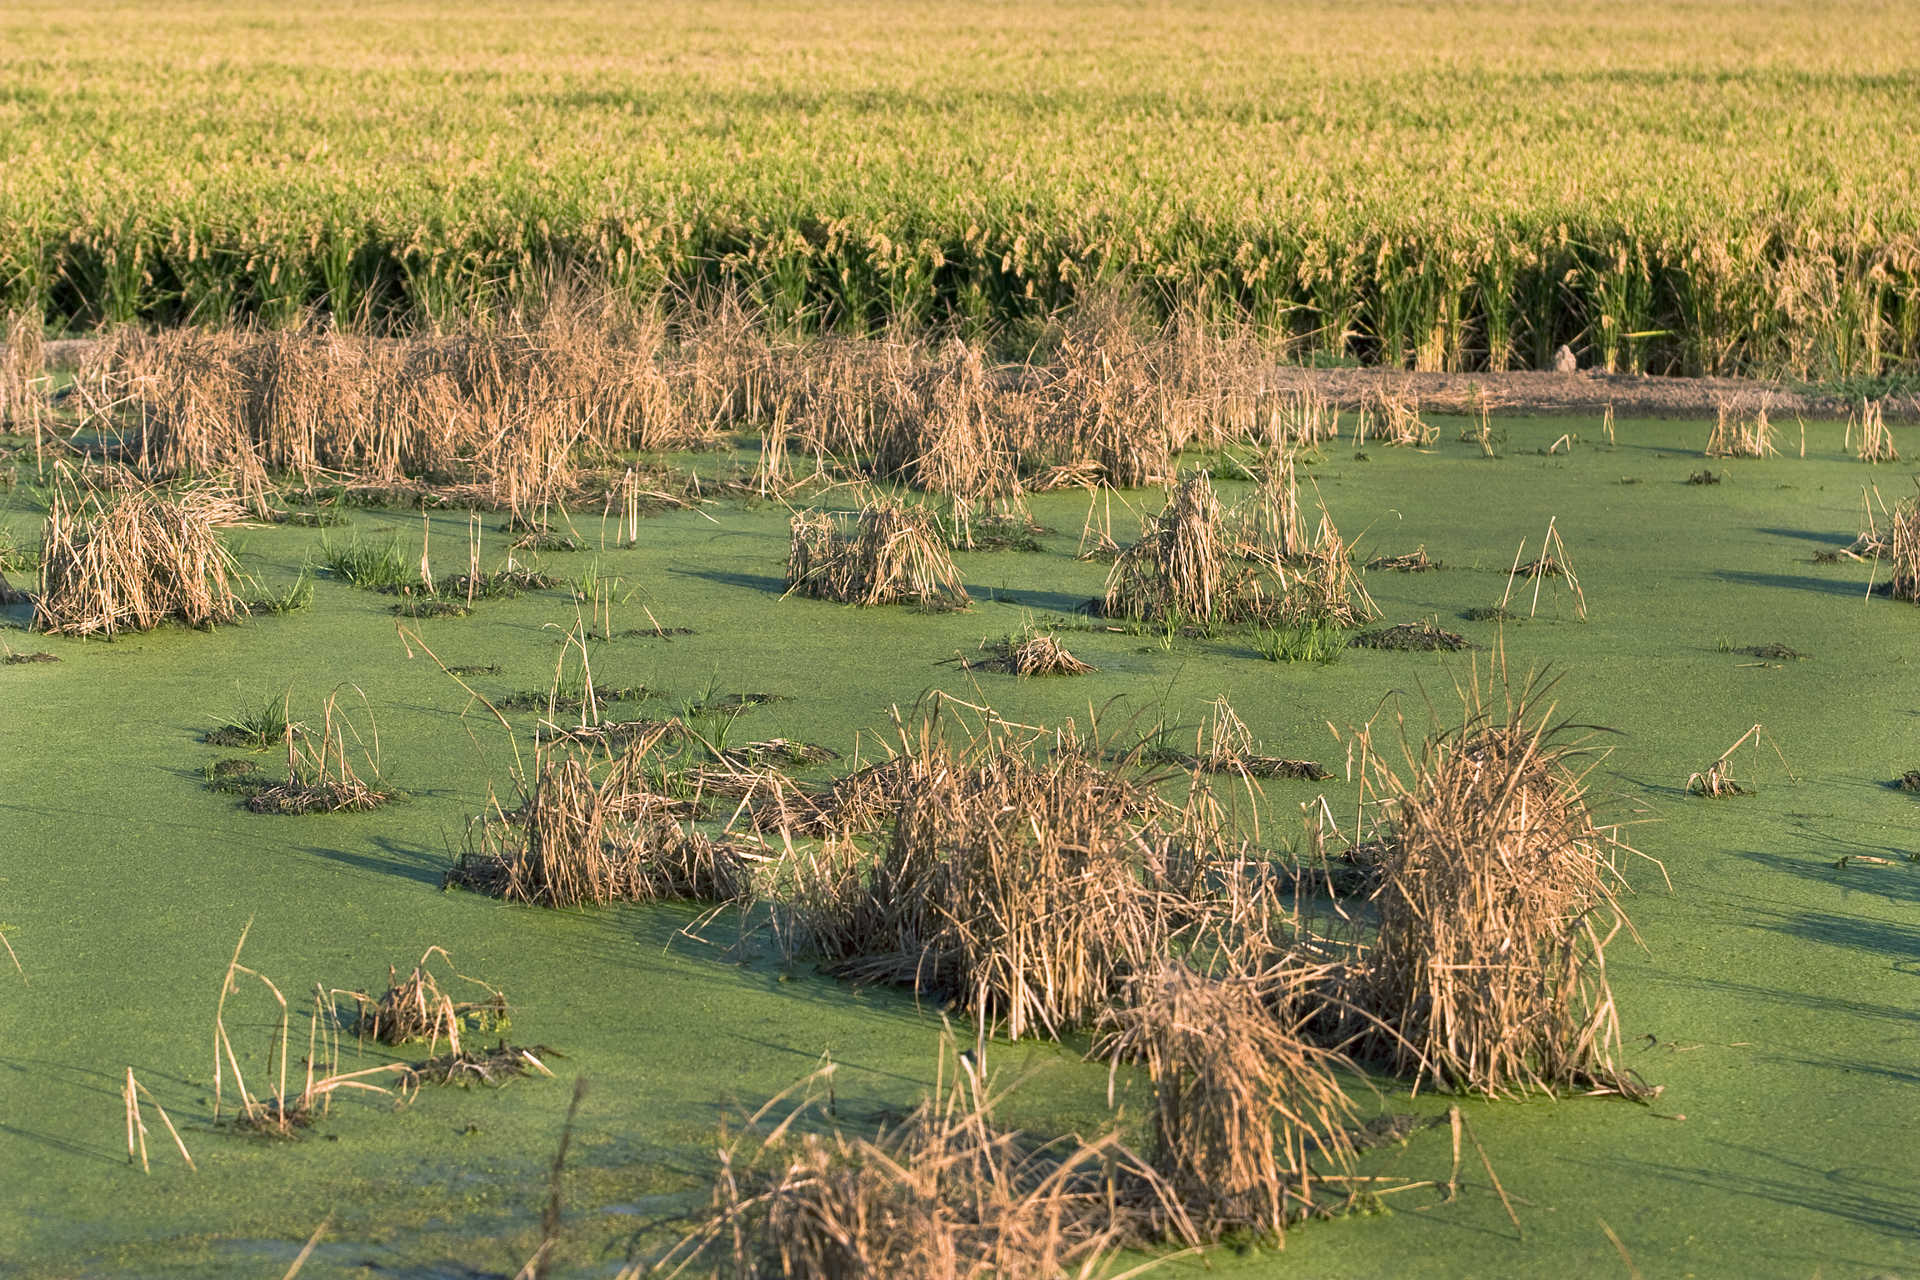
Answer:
[{"xmin": 2, "ymin": 415, "xmax": 1915, "ymax": 1277}]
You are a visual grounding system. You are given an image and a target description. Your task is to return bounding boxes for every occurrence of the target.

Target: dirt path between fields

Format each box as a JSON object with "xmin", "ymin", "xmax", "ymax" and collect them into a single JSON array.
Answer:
[{"xmin": 17, "ymin": 338, "xmax": 1920, "ymax": 421}]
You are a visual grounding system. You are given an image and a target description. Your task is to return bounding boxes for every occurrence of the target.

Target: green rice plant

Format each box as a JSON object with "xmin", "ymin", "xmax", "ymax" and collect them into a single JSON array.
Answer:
[
  {"xmin": 204, "ymin": 691, "xmax": 298, "ymax": 750},
  {"xmin": 317, "ymin": 536, "xmax": 411, "ymax": 591},
  {"xmin": 251, "ymin": 573, "xmax": 313, "ymax": 616},
  {"xmin": 1254, "ymin": 616, "xmax": 1345, "ymax": 664}
]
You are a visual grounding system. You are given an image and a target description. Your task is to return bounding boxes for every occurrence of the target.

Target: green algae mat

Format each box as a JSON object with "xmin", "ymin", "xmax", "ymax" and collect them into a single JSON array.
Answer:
[{"xmin": 2, "ymin": 415, "xmax": 1916, "ymax": 1278}]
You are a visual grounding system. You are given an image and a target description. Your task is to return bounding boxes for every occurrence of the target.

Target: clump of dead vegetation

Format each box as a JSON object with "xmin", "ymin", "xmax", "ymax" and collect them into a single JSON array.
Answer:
[
  {"xmin": 337, "ymin": 947, "xmax": 509, "ymax": 1050},
  {"xmin": 245, "ymin": 691, "xmax": 393, "ymax": 814},
  {"xmin": 1891, "ymin": 491, "xmax": 1919, "ymax": 603},
  {"xmin": 1686, "ymin": 724, "xmax": 1796, "ymax": 798},
  {"xmin": 1852, "ymin": 398, "xmax": 1899, "ymax": 464},
  {"xmin": 1152, "ymin": 698, "xmax": 1331, "ymax": 781},
  {"xmin": 1100, "ymin": 469, "xmax": 1372, "ymax": 629},
  {"xmin": 34, "ymin": 486, "xmax": 247, "ymax": 636},
  {"xmin": 1354, "ymin": 390, "xmax": 1436, "ymax": 448},
  {"xmin": 1099, "ymin": 961, "xmax": 1359, "ymax": 1241},
  {"xmin": 787, "ymin": 497, "xmax": 970, "ymax": 610},
  {"xmin": 1494, "ymin": 517, "xmax": 1587, "ymax": 621},
  {"xmin": 1704, "ymin": 400, "xmax": 1777, "ymax": 459},
  {"xmin": 958, "ymin": 623, "xmax": 1094, "ymax": 676},
  {"xmin": 660, "ymin": 1045, "xmax": 1189, "ymax": 1280},
  {"xmin": 449, "ymin": 734, "xmax": 764, "ymax": 905},
  {"xmin": 214, "ymin": 928, "xmax": 409, "ymax": 1137},
  {"xmin": 1342, "ymin": 667, "xmax": 1656, "ymax": 1097},
  {"xmin": 1365, "ymin": 546, "xmax": 1441, "ymax": 573},
  {"xmin": 74, "ymin": 296, "xmax": 694, "ymax": 516},
  {"xmin": 788, "ymin": 715, "xmax": 1186, "ymax": 1039}
]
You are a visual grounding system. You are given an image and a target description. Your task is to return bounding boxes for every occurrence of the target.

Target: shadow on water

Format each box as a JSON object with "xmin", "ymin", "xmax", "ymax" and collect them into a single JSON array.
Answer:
[
  {"xmin": 1711, "ymin": 568, "xmax": 1876, "ymax": 598},
  {"xmin": 1754, "ymin": 525, "xmax": 1856, "ymax": 547},
  {"xmin": 1579, "ymin": 1142, "xmax": 1920, "ymax": 1252}
]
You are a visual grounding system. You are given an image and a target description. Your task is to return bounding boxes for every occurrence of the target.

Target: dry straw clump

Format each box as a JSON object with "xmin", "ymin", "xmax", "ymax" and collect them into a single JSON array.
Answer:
[
  {"xmin": 1099, "ymin": 961, "xmax": 1358, "ymax": 1242},
  {"xmin": 1891, "ymin": 491, "xmax": 1919, "ymax": 604},
  {"xmin": 75, "ymin": 297, "xmax": 690, "ymax": 516},
  {"xmin": 1102, "ymin": 470, "xmax": 1374, "ymax": 629},
  {"xmin": 247, "ymin": 691, "xmax": 392, "ymax": 814},
  {"xmin": 1347, "ymin": 668, "xmax": 1654, "ymax": 1098},
  {"xmin": 338, "ymin": 947, "xmax": 508, "ymax": 1052},
  {"xmin": 787, "ymin": 497, "xmax": 970, "ymax": 610},
  {"xmin": 450, "ymin": 738, "xmax": 763, "ymax": 906},
  {"xmin": 789, "ymin": 711, "xmax": 1188, "ymax": 1039},
  {"xmin": 961, "ymin": 623, "xmax": 1094, "ymax": 676},
  {"xmin": 35, "ymin": 487, "xmax": 247, "ymax": 636},
  {"xmin": 662, "ymin": 1047, "xmax": 1186, "ymax": 1280},
  {"xmin": 1854, "ymin": 398, "xmax": 1899, "ymax": 463},
  {"xmin": 1704, "ymin": 400, "xmax": 1778, "ymax": 458}
]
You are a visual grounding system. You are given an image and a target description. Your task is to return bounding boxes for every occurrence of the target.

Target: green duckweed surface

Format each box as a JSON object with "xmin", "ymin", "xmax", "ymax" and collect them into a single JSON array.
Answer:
[{"xmin": 1, "ymin": 415, "xmax": 1916, "ymax": 1278}]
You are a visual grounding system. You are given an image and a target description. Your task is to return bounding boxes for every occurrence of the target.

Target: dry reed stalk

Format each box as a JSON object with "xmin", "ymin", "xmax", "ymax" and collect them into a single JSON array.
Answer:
[
  {"xmin": 1363, "ymin": 390, "xmax": 1437, "ymax": 447},
  {"xmin": 1686, "ymin": 724, "xmax": 1795, "ymax": 797},
  {"xmin": 1347, "ymin": 667, "xmax": 1654, "ymax": 1098},
  {"xmin": 660, "ymin": 1044, "xmax": 1190, "ymax": 1279},
  {"xmin": 450, "ymin": 738, "xmax": 764, "ymax": 905},
  {"xmin": 1856, "ymin": 399, "xmax": 1899, "ymax": 463},
  {"xmin": 249, "ymin": 691, "xmax": 391, "ymax": 814},
  {"xmin": 123, "ymin": 1068, "xmax": 196, "ymax": 1173},
  {"xmin": 213, "ymin": 924, "xmax": 407, "ymax": 1136},
  {"xmin": 1099, "ymin": 961, "xmax": 1357, "ymax": 1241},
  {"xmin": 1890, "ymin": 492, "xmax": 1919, "ymax": 603},
  {"xmin": 1704, "ymin": 401, "xmax": 1777, "ymax": 458},
  {"xmin": 1498, "ymin": 517, "xmax": 1588, "ymax": 620},
  {"xmin": 34, "ymin": 486, "xmax": 246, "ymax": 636},
  {"xmin": 1275, "ymin": 503, "xmax": 1378, "ymax": 627},
  {"xmin": 2, "ymin": 310, "xmax": 45, "ymax": 439},
  {"xmin": 1232, "ymin": 448, "xmax": 1306, "ymax": 566},
  {"xmin": 786, "ymin": 497, "xmax": 970, "ymax": 609},
  {"xmin": 1102, "ymin": 470, "xmax": 1245, "ymax": 624},
  {"xmin": 1181, "ymin": 698, "xmax": 1330, "ymax": 782}
]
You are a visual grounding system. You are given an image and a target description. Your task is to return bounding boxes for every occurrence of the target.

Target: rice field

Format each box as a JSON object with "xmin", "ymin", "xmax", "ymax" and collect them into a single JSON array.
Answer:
[
  {"xmin": 4, "ymin": 1, "xmax": 1920, "ymax": 377},
  {"xmin": 4, "ymin": 4, "xmax": 1920, "ymax": 1275}
]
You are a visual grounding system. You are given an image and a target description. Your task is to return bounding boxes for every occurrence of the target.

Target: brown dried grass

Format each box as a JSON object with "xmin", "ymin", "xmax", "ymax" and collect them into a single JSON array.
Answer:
[
  {"xmin": 1704, "ymin": 401, "xmax": 1777, "ymax": 458},
  {"xmin": 1891, "ymin": 491, "xmax": 1919, "ymax": 603},
  {"xmin": 1855, "ymin": 398, "xmax": 1899, "ymax": 463},
  {"xmin": 247, "ymin": 690, "xmax": 392, "ymax": 814},
  {"xmin": 785, "ymin": 709, "xmax": 1189, "ymax": 1039},
  {"xmin": 1099, "ymin": 961, "xmax": 1358, "ymax": 1242},
  {"xmin": 961, "ymin": 623, "xmax": 1094, "ymax": 676},
  {"xmin": 449, "ymin": 739, "xmax": 763, "ymax": 905},
  {"xmin": 1346, "ymin": 666, "xmax": 1655, "ymax": 1098},
  {"xmin": 660, "ymin": 1044, "xmax": 1190, "ymax": 1280},
  {"xmin": 337, "ymin": 946, "xmax": 508, "ymax": 1052},
  {"xmin": 1103, "ymin": 470, "xmax": 1268, "ymax": 625},
  {"xmin": 787, "ymin": 497, "xmax": 970, "ymax": 610},
  {"xmin": 34, "ymin": 486, "xmax": 247, "ymax": 636}
]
